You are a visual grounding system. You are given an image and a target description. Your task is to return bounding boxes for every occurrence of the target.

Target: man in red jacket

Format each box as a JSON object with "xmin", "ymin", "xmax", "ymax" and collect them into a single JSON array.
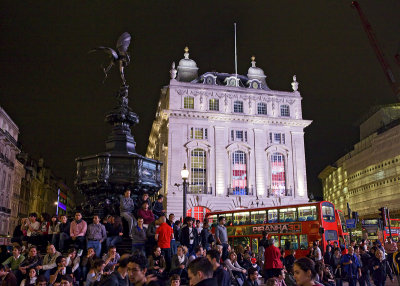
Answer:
[{"xmin": 264, "ymin": 238, "xmax": 283, "ymax": 281}]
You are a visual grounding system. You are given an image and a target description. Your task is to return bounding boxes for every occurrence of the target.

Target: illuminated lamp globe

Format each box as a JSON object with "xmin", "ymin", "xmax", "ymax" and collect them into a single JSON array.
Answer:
[{"xmin": 181, "ymin": 164, "xmax": 189, "ymax": 180}]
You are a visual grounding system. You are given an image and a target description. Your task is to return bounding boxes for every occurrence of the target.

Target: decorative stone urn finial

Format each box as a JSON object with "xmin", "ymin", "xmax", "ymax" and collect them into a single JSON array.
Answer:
[
  {"xmin": 170, "ymin": 62, "xmax": 177, "ymax": 79},
  {"xmin": 291, "ymin": 75, "xmax": 299, "ymax": 91}
]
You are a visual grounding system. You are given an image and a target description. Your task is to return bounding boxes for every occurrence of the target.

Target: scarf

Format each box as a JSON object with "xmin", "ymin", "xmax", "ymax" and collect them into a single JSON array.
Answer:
[{"xmin": 178, "ymin": 255, "xmax": 185, "ymax": 264}]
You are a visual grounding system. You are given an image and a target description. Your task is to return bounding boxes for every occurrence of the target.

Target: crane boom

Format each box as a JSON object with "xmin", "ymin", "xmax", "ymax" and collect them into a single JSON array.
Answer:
[{"xmin": 351, "ymin": 1, "xmax": 400, "ymax": 100}]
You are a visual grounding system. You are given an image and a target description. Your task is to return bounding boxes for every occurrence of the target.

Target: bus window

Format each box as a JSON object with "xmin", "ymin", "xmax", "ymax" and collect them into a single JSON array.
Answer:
[
  {"xmin": 233, "ymin": 237, "xmax": 250, "ymax": 248},
  {"xmin": 338, "ymin": 211, "xmax": 347, "ymax": 233},
  {"xmin": 280, "ymin": 235, "xmax": 299, "ymax": 250},
  {"xmin": 208, "ymin": 215, "xmax": 218, "ymax": 227},
  {"xmin": 279, "ymin": 208, "xmax": 297, "ymax": 222},
  {"xmin": 322, "ymin": 202, "xmax": 335, "ymax": 222},
  {"xmin": 251, "ymin": 211, "xmax": 266, "ymax": 224},
  {"xmin": 299, "ymin": 234, "xmax": 308, "ymax": 250},
  {"xmin": 298, "ymin": 206, "xmax": 317, "ymax": 221},
  {"xmin": 233, "ymin": 212, "xmax": 250, "ymax": 225},
  {"xmin": 252, "ymin": 238, "xmax": 258, "ymax": 254},
  {"xmin": 268, "ymin": 209, "xmax": 278, "ymax": 223},
  {"xmin": 270, "ymin": 235, "xmax": 279, "ymax": 247},
  {"xmin": 325, "ymin": 230, "xmax": 338, "ymax": 241}
]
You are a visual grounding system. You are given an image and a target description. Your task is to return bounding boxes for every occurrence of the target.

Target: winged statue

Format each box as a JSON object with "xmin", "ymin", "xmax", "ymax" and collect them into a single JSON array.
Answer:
[{"xmin": 89, "ymin": 32, "xmax": 131, "ymax": 86}]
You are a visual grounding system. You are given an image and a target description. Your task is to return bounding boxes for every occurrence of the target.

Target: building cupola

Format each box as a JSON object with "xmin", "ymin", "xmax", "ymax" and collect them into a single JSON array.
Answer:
[
  {"xmin": 247, "ymin": 56, "xmax": 269, "ymax": 89},
  {"xmin": 177, "ymin": 46, "xmax": 199, "ymax": 82}
]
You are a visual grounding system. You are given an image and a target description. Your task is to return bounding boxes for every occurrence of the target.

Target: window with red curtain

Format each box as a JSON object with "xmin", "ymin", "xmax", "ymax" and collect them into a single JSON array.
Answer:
[
  {"xmin": 186, "ymin": 206, "xmax": 211, "ymax": 222},
  {"xmin": 271, "ymin": 152, "xmax": 286, "ymax": 196}
]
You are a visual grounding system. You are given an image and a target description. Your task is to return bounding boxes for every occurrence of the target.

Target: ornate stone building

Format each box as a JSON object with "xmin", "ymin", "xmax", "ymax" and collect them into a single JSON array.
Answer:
[
  {"xmin": 319, "ymin": 104, "xmax": 400, "ymax": 218},
  {"xmin": 0, "ymin": 106, "xmax": 20, "ymax": 235},
  {"xmin": 146, "ymin": 49, "xmax": 311, "ymax": 220}
]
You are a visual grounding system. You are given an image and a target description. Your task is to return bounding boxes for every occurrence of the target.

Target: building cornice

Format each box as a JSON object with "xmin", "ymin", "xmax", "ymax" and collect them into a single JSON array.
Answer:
[{"xmin": 162, "ymin": 109, "xmax": 312, "ymax": 128}]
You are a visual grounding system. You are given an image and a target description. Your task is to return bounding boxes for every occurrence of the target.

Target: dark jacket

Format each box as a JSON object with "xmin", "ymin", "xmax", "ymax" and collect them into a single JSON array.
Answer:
[
  {"xmin": 173, "ymin": 225, "xmax": 181, "ymax": 242},
  {"xmin": 243, "ymin": 279, "xmax": 259, "ymax": 286},
  {"xmin": 170, "ymin": 254, "xmax": 188, "ymax": 271},
  {"xmin": 194, "ymin": 277, "xmax": 218, "ymax": 286},
  {"xmin": 213, "ymin": 265, "xmax": 231, "ymax": 286},
  {"xmin": 371, "ymin": 258, "xmax": 393, "ymax": 282},
  {"xmin": 59, "ymin": 221, "xmax": 70, "ymax": 235},
  {"xmin": 200, "ymin": 228, "xmax": 212, "ymax": 249},
  {"xmin": 102, "ymin": 270, "xmax": 129, "ymax": 286},
  {"xmin": 180, "ymin": 226, "xmax": 199, "ymax": 247},
  {"xmin": 152, "ymin": 201, "xmax": 164, "ymax": 217}
]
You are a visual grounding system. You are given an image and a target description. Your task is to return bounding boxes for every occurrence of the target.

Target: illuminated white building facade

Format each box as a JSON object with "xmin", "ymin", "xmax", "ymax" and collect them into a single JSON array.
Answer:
[
  {"xmin": 0, "ymin": 106, "xmax": 20, "ymax": 235},
  {"xmin": 146, "ymin": 49, "xmax": 311, "ymax": 220}
]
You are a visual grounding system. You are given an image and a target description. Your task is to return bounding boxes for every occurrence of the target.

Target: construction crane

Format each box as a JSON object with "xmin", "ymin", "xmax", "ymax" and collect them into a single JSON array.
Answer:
[{"xmin": 351, "ymin": 1, "xmax": 400, "ymax": 100}]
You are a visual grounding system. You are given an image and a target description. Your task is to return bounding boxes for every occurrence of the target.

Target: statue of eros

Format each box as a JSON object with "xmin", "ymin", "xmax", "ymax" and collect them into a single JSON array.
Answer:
[{"xmin": 89, "ymin": 32, "xmax": 131, "ymax": 86}]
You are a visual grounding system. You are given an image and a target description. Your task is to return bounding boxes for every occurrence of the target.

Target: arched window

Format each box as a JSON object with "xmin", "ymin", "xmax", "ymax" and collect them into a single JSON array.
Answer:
[
  {"xmin": 186, "ymin": 206, "xmax": 211, "ymax": 222},
  {"xmin": 280, "ymin": 105, "xmax": 290, "ymax": 117},
  {"xmin": 190, "ymin": 148, "xmax": 207, "ymax": 194},
  {"xmin": 231, "ymin": 150, "xmax": 248, "ymax": 195},
  {"xmin": 233, "ymin": 101, "xmax": 244, "ymax": 113},
  {"xmin": 257, "ymin": 102, "xmax": 267, "ymax": 115},
  {"xmin": 271, "ymin": 152, "xmax": 286, "ymax": 196},
  {"xmin": 184, "ymin": 96, "xmax": 194, "ymax": 109}
]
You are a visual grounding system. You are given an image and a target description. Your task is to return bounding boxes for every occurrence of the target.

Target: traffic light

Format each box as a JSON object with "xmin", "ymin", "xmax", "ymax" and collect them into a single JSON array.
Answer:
[
  {"xmin": 352, "ymin": 211, "xmax": 359, "ymax": 223},
  {"xmin": 378, "ymin": 207, "xmax": 387, "ymax": 226}
]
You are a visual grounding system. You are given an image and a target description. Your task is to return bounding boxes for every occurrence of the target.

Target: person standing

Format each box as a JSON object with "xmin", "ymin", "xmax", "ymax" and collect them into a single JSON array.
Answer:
[
  {"xmin": 131, "ymin": 217, "xmax": 147, "ymax": 257},
  {"xmin": 340, "ymin": 246, "xmax": 361, "ymax": 286},
  {"xmin": 384, "ymin": 237, "xmax": 398, "ymax": 274},
  {"xmin": 200, "ymin": 222, "xmax": 212, "ymax": 251},
  {"xmin": 264, "ymin": 238, "xmax": 283, "ymax": 280},
  {"xmin": 359, "ymin": 245, "xmax": 372, "ymax": 286},
  {"xmin": 180, "ymin": 217, "xmax": 199, "ymax": 256},
  {"xmin": 206, "ymin": 249, "xmax": 230, "ymax": 286},
  {"xmin": 371, "ymin": 249, "xmax": 394, "ymax": 286},
  {"xmin": 155, "ymin": 216, "xmax": 173, "ymax": 271},
  {"xmin": 167, "ymin": 214, "xmax": 177, "ymax": 256},
  {"xmin": 214, "ymin": 216, "xmax": 228, "ymax": 261},
  {"xmin": 70, "ymin": 212, "xmax": 87, "ymax": 251},
  {"xmin": 86, "ymin": 215, "xmax": 107, "ymax": 258},
  {"xmin": 152, "ymin": 195, "xmax": 165, "ymax": 219},
  {"xmin": 393, "ymin": 241, "xmax": 400, "ymax": 286},
  {"xmin": 119, "ymin": 189, "xmax": 136, "ymax": 238}
]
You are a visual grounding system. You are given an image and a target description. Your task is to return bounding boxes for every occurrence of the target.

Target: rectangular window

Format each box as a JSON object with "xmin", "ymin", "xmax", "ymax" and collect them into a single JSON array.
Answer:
[
  {"xmin": 190, "ymin": 128, "xmax": 208, "ymax": 140},
  {"xmin": 322, "ymin": 202, "xmax": 335, "ymax": 222},
  {"xmin": 271, "ymin": 133, "xmax": 285, "ymax": 144},
  {"xmin": 268, "ymin": 209, "xmax": 278, "ymax": 223},
  {"xmin": 299, "ymin": 234, "xmax": 308, "ymax": 250},
  {"xmin": 280, "ymin": 235, "xmax": 299, "ymax": 250},
  {"xmin": 279, "ymin": 208, "xmax": 297, "ymax": 222},
  {"xmin": 234, "ymin": 101, "xmax": 243, "ymax": 113},
  {"xmin": 231, "ymin": 129, "xmax": 248, "ymax": 142},
  {"xmin": 298, "ymin": 206, "xmax": 317, "ymax": 221},
  {"xmin": 209, "ymin": 98, "xmax": 219, "ymax": 111},
  {"xmin": 251, "ymin": 211, "xmax": 266, "ymax": 224},
  {"xmin": 233, "ymin": 212, "xmax": 250, "ymax": 225},
  {"xmin": 269, "ymin": 133, "xmax": 273, "ymax": 144},
  {"xmin": 184, "ymin": 96, "xmax": 194, "ymax": 109},
  {"xmin": 257, "ymin": 102, "xmax": 267, "ymax": 115},
  {"xmin": 270, "ymin": 235, "xmax": 280, "ymax": 247},
  {"xmin": 325, "ymin": 230, "xmax": 338, "ymax": 241}
]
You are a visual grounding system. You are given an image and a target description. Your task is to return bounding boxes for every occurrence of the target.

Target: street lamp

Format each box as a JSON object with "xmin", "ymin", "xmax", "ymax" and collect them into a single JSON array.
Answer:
[{"xmin": 181, "ymin": 163, "xmax": 189, "ymax": 218}]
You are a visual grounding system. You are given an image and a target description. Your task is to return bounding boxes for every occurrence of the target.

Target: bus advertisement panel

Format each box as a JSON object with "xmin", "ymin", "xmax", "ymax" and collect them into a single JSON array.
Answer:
[{"xmin": 206, "ymin": 201, "xmax": 341, "ymax": 258}]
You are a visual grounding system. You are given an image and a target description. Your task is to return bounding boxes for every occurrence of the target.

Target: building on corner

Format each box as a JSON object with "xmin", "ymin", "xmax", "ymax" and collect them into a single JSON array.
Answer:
[{"xmin": 146, "ymin": 48, "xmax": 311, "ymax": 220}]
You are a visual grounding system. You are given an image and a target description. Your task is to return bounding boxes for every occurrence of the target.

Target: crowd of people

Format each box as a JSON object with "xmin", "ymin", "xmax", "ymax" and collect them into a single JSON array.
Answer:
[{"xmin": 1, "ymin": 190, "xmax": 400, "ymax": 286}]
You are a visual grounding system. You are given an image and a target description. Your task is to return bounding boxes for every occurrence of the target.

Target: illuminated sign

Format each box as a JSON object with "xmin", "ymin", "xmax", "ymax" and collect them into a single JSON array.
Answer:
[
  {"xmin": 58, "ymin": 202, "xmax": 66, "ymax": 211},
  {"xmin": 227, "ymin": 223, "xmax": 301, "ymax": 236}
]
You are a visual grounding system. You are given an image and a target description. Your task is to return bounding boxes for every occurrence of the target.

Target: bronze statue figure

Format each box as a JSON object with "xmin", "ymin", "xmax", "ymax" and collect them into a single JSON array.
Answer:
[{"xmin": 89, "ymin": 32, "xmax": 131, "ymax": 86}]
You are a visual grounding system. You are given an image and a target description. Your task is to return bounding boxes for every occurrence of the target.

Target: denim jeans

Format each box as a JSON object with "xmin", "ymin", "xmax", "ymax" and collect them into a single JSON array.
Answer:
[
  {"xmin": 87, "ymin": 240, "xmax": 101, "ymax": 258},
  {"xmin": 121, "ymin": 212, "xmax": 136, "ymax": 236},
  {"xmin": 170, "ymin": 239, "xmax": 177, "ymax": 255},
  {"xmin": 106, "ymin": 236, "xmax": 123, "ymax": 250},
  {"xmin": 132, "ymin": 244, "xmax": 146, "ymax": 257},
  {"xmin": 59, "ymin": 232, "xmax": 70, "ymax": 251}
]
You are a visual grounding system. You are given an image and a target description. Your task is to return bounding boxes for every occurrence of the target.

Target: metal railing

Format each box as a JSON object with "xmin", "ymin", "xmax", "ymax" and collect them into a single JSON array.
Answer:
[
  {"xmin": 267, "ymin": 187, "xmax": 293, "ymax": 197},
  {"xmin": 227, "ymin": 187, "xmax": 254, "ymax": 196},
  {"xmin": 187, "ymin": 185, "xmax": 213, "ymax": 195}
]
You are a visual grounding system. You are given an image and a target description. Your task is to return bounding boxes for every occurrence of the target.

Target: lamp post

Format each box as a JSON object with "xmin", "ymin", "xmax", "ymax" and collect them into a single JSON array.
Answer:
[{"xmin": 181, "ymin": 164, "xmax": 189, "ymax": 219}]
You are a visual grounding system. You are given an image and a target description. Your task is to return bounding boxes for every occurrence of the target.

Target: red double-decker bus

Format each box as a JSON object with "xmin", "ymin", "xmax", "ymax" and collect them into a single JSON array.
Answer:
[
  {"xmin": 336, "ymin": 209, "xmax": 349, "ymax": 247},
  {"xmin": 205, "ymin": 201, "xmax": 342, "ymax": 257}
]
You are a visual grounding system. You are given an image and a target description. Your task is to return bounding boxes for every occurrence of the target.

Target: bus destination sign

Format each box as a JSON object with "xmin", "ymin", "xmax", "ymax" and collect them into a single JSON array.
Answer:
[{"xmin": 227, "ymin": 223, "xmax": 301, "ymax": 236}]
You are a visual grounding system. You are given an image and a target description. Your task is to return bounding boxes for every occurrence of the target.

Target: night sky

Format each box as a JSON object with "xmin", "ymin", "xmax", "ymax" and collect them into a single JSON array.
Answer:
[{"xmin": 1, "ymin": 1, "xmax": 399, "ymax": 198}]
